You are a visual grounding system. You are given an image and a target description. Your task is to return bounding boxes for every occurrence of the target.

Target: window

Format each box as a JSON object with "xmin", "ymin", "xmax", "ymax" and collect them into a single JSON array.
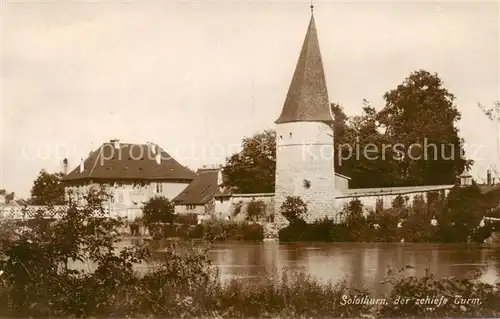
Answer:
[
  {"xmin": 156, "ymin": 183, "xmax": 163, "ymax": 193},
  {"xmin": 187, "ymin": 205, "xmax": 196, "ymax": 210}
]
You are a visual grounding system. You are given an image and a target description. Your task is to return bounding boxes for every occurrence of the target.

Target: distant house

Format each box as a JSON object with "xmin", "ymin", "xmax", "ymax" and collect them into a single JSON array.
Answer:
[
  {"xmin": 63, "ymin": 139, "xmax": 196, "ymax": 219},
  {"xmin": 173, "ymin": 166, "xmax": 231, "ymax": 216}
]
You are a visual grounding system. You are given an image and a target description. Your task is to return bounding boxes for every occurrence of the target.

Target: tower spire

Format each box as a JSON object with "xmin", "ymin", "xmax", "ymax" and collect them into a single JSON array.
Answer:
[
  {"xmin": 275, "ymin": 10, "xmax": 332, "ymax": 124},
  {"xmin": 310, "ymin": 0, "xmax": 314, "ymax": 13}
]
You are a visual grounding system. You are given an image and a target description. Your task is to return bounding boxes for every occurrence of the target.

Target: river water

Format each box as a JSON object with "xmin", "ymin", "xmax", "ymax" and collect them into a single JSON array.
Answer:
[
  {"xmin": 91, "ymin": 240, "xmax": 500, "ymax": 295},
  {"xmin": 182, "ymin": 242, "xmax": 500, "ymax": 295}
]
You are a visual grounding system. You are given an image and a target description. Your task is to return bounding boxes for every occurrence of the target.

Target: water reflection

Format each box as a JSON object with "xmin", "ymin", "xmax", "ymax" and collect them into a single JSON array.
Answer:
[
  {"xmin": 201, "ymin": 242, "xmax": 500, "ymax": 295},
  {"xmin": 71, "ymin": 240, "xmax": 500, "ymax": 295}
]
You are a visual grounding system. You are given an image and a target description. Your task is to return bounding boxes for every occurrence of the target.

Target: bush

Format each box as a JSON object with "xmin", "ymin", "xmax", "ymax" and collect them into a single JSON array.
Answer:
[
  {"xmin": 196, "ymin": 220, "xmax": 264, "ymax": 241},
  {"xmin": 379, "ymin": 267, "xmax": 500, "ymax": 318},
  {"xmin": 280, "ymin": 196, "xmax": 308, "ymax": 223},
  {"xmin": 246, "ymin": 200, "xmax": 266, "ymax": 221},
  {"xmin": 231, "ymin": 201, "xmax": 244, "ymax": 217},
  {"xmin": 142, "ymin": 196, "xmax": 175, "ymax": 226},
  {"xmin": 174, "ymin": 213, "xmax": 199, "ymax": 225},
  {"xmin": 0, "ymin": 187, "xmax": 150, "ymax": 317}
]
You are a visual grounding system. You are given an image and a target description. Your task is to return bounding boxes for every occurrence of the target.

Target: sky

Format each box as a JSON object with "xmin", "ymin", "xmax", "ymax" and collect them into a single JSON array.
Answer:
[{"xmin": 1, "ymin": 0, "xmax": 499, "ymax": 198}]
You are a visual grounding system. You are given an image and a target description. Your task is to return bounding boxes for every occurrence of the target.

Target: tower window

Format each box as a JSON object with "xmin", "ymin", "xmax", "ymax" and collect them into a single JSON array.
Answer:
[
  {"xmin": 289, "ymin": 132, "xmax": 292, "ymax": 138},
  {"xmin": 279, "ymin": 135, "xmax": 283, "ymax": 139},
  {"xmin": 303, "ymin": 179, "xmax": 311, "ymax": 189}
]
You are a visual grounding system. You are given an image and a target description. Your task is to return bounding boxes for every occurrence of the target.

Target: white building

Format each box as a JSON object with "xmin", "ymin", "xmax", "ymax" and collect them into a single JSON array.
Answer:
[{"xmin": 63, "ymin": 139, "xmax": 197, "ymax": 220}]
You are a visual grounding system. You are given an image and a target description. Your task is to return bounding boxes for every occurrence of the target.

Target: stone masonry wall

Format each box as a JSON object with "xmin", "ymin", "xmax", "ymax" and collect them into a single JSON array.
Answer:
[{"xmin": 274, "ymin": 122, "xmax": 338, "ymax": 224}]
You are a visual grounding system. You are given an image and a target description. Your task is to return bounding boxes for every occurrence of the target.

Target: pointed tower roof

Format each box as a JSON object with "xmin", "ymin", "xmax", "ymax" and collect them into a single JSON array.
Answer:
[{"xmin": 275, "ymin": 12, "xmax": 333, "ymax": 124}]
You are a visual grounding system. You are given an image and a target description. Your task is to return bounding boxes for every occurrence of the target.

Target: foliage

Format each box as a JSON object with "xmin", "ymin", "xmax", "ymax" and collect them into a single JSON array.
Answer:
[
  {"xmin": 279, "ymin": 185, "xmax": 500, "ymax": 243},
  {"xmin": 478, "ymin": 100, "xmax": 500, "ymax": 122},
  {"xmin": 334, "ymin": 101, "xmax": 402, "ymax": 188},
  {"xmin": 29, "ymin": 170, "xmax": 65, "ymax": 205},
  {"xmin": 142, "ymin": 196, "xmax": 175, "ymax": 226},
  {"xmin": 246, "ymin": 199, "xmax": 266, "ymax": 221},
  {"xmin": 280, "ymin": 196, "xmax": 308, "ymax": 223},
  {"xmin": 0, "ymin": 187, "xmax": 150, "ymax": 317},
  {"xmin": 223, "ymin": 130, "xmax": 276, "ymax": 193},
  {"xmin": 0, "ymin": 189, "xmax": 15, "ymax": 204},
  {"xmin": 231, "ymin": 201, "xmax": 244, "ymax": 217},
  {"xmin": 174, "ymin": 213, "xmax": 199, "ymax": 225},
  {"xmin": 380, "ymin": 266, "xmax": 500, "ymax": 318},
  {"xmin": 392, "ymin": 195, "xmax": 405, "ymax": 209},
  {"xmin": 379, "ymin": 70, "xmax": 470, "ymax": 186},
  {"xmin": 193, "ymin": 220, "xmax": 264, "ymax": 241},
  {"xmin": 149, "ymin": 220, "xmax": 264, "ymax": 242},
  {"xmin": 439, "ymin": 184, "xmax": 488, "ymax": 242}
]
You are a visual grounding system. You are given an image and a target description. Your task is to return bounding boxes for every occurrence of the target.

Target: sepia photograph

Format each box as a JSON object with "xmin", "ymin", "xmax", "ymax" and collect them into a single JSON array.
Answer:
[{"xmin": 1, "ymin": 0, "xmax": 500, "ymax": 317}]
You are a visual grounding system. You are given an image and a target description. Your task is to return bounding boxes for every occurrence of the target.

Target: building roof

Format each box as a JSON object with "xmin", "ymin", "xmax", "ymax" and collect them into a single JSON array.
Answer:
[
  {"xmin": 64, "ymin": 141, "xmax": 196, "ymax": 181},
  {"xmin": 173, "ymin": 168, "xmax": 221, "ymax": 205},
  {"xmin": 275, "ymin": 13, "xmax": 333, "ymax": 125}
]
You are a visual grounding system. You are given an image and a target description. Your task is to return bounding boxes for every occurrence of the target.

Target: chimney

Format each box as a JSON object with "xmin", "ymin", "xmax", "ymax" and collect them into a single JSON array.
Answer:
[
  {"xmin": 155, "ymin": 153, "xmax": 161, "ymax": 165},
  {"xmin": 79, "ymin": 158, "xmax": 85, "ymax": 173},
  {"xmin": 487, "ymin": 169, "xmax": 492, "ymax": 186},
  {"xmin": 63, "ymin": 158, "xmax": 68, "ymax": 175},
  {"xmin": 110, "ymin": 139, "xmax": 120, "ymax": 149}
]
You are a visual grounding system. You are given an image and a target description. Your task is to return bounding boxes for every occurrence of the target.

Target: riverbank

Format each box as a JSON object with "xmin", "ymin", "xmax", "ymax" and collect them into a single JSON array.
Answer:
[{"xmin": 4, "ymin": 256, "xmax": 500, "ymax": 318}]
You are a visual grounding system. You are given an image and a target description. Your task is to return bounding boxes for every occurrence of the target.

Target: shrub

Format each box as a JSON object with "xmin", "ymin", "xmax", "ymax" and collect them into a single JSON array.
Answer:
[
  {"xmin": 280, "ymin": 196, "xmax": 308, "ymax": 223},
  {"xmin": 142, "ymin": 196, "xmax": 175, "ymax": 226},
  {"xmin": 246, "ymin": 199, "xmax": 266, "ymax": 221},
  {"xmin": 379, "ymin": 267, "xmax": 500, "ymax": 318},
  {"xmin": 392, "ymin": 194, "xmax": 405, "ymax": 209},
  {"xmin": 231, "ymin": 201, "xmax": 244, "ymax": 217},
  {"xmin": 174, "ymin": 213, "xmax": 198, "ymax": 225}
]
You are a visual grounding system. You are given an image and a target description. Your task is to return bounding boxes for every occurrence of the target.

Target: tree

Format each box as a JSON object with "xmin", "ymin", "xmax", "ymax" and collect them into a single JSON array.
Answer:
[
  {"xmin": 142, "ymin": 196, "xmax": 175, "ymax": 226},
  {"xmin": 246, "ymin": 200, "xmax": 266, "ymax": 222},
  {"xmin": 0, "ymin": 188, "xmax": 150, "ymax": 317},
  {"xmin": 378, "ymin": 70, "xmax": 470, "ymax": 186},
  {"xmin": 30, "ymin": 170, "xmax": 65, "ymax": 205},
  {"xmin": 280, "ymin": 196, "xmax": 308, "ymax": 223},
  {"xmin": 0, "ymin": 189, "xmax": 14, "ymax": 204},
  {"xmin": 334, "ymin": 101, "xmax": 401, "ymax": 188},
  {"xmin": 223, "ymin": 130, "xmax": 276, "ymax": 193},
  {"xmin": 440, "ymin": 184, "xmax": 485, "ymax": 242}
]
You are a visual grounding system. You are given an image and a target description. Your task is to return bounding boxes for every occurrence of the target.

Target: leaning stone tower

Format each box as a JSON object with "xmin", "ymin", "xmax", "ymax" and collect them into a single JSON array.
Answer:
[{"xmin": 274, "ymin": 11, "xmax": 336, "ymax": 224}]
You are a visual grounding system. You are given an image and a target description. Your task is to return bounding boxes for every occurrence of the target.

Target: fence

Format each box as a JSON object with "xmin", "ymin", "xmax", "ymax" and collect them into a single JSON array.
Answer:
[{"xmin": 0, "ymin": 205, "xmax": 143, "ymax": 221}]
